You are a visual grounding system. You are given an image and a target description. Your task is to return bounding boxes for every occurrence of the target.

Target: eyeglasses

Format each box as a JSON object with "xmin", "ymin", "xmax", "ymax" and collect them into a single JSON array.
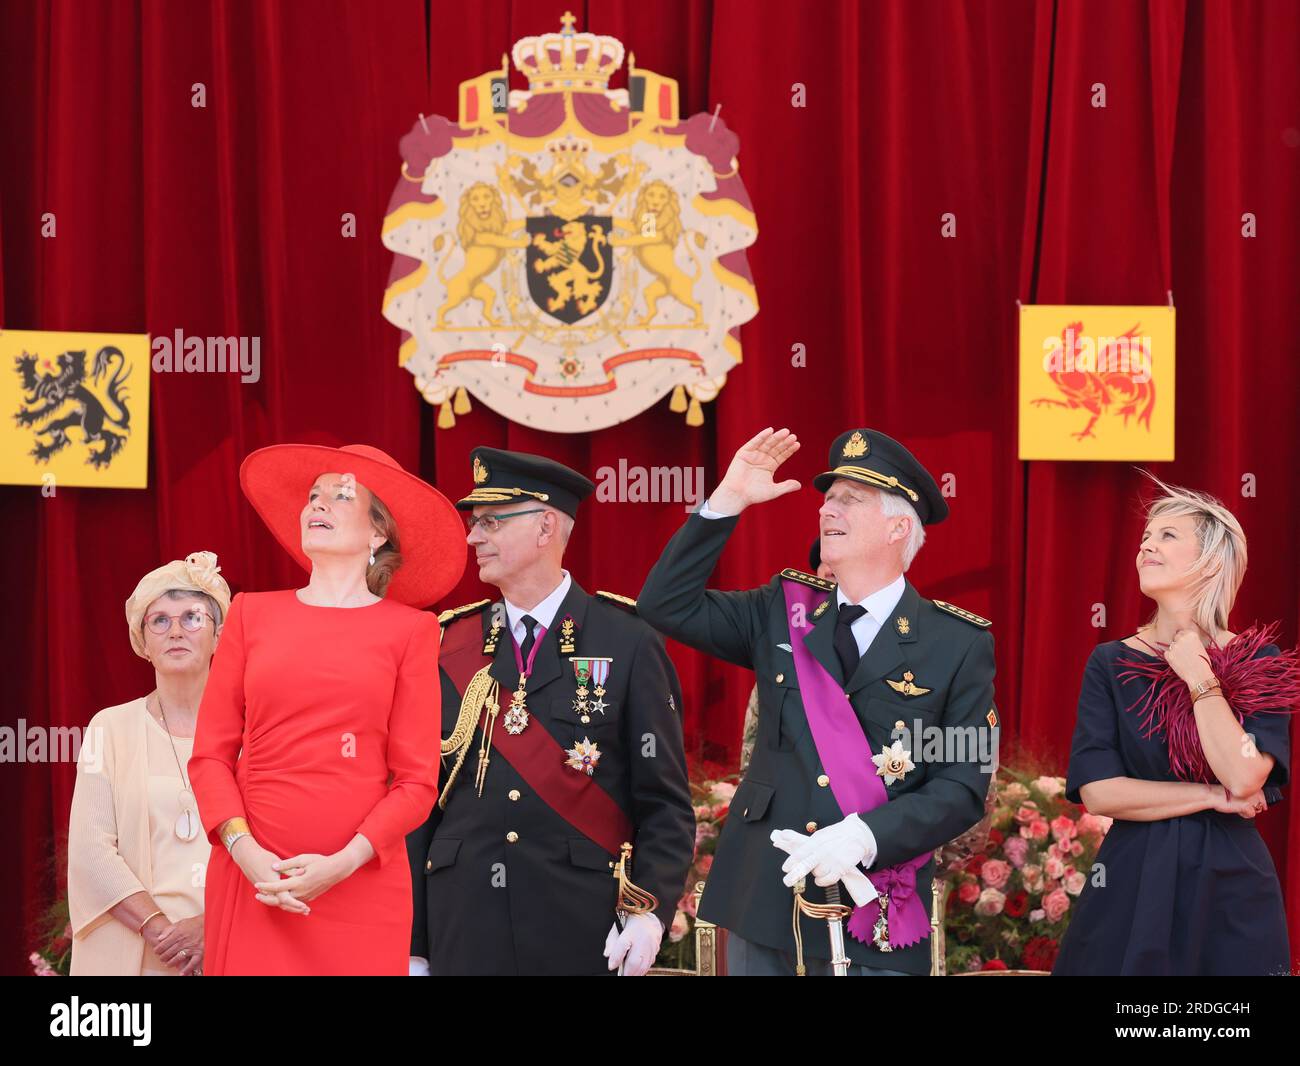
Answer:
[
  {"xmin": 466, "ymin": 508, "xmax": 546, "ymax": 534},
  {"xmin": 144, "ymin": 609, "xmax": 213, "ymax": 635}
]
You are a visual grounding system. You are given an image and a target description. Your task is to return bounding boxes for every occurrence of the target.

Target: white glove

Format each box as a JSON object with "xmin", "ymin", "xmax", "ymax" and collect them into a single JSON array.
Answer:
[
  {"xmin": 408, "ymin": 955, "xmax": 430, "ymax": 976},
  {"xmin": 772, "ymin": 814, "xmax": 876, "ymax": 887},
  {"xmin": 770, "ymin": 827, "xmax": 878, "ymax": 906},
  {"xmin": 603, "ymin": 913, "xmax": 663, "ymax": 976}
]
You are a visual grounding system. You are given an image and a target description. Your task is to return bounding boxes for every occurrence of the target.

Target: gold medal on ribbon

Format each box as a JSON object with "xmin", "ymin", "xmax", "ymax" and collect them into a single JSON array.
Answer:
[{"xmin": 503, "ymin": 675, "xmax": 530, "ymax": 734}]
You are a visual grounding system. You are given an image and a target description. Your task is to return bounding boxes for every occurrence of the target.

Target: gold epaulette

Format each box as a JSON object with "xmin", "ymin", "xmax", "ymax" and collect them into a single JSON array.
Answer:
[
  {"xmin": 437, "ymin": 598, "xmax": 491, "ymax": 627},
  {"xmin": 933, "ymin": 600, "xmax": 992, "ymax": 628},
  {"xmin": 596, "ymin": 590, "xmax": 638, "ymax": 612},
  {"xmin": 780, "ymin": 568, "xmax": 836, "ymax": 592}
]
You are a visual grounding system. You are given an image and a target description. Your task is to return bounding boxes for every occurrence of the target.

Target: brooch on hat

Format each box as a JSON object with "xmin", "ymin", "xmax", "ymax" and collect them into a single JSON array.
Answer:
[
  {"xmin": 565, "ymin": 737, "xmax": 602, "ymax": 776},
  {"xmin": 873, "ymin": 740, "xmax": 914, "ymax": 785},
  {"xmin": 885, "ymin": 670, "xmax": 931, "ymax": 697}
]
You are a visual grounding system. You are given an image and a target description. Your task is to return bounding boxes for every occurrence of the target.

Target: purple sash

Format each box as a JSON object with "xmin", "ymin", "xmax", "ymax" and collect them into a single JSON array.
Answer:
[{"xmin": 782, "ymin": 579, "xmax": 930, "ymax": 948}]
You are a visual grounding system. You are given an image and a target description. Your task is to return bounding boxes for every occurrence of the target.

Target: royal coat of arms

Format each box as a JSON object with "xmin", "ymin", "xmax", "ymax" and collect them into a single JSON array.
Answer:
[{"xmin": 381, "ymin": 12, "xmax": 759, "ymax": 432}]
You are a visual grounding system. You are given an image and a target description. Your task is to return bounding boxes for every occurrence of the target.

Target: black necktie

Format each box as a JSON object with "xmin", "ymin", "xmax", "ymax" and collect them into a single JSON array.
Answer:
[
  {"xmin": 519, "ymin": 614, "xmax": 538, "ymax": 666},
  {"xmin": 834, "ymin": 603, "xmax": 867, "ymax": 684}
]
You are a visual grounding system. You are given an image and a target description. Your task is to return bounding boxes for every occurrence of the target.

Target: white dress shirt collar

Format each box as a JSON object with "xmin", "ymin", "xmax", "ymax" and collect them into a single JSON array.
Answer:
[
  {"xmin": 504, "ymin": 569, "xmax": 572, "ymax": 640},
  {"xmin": 835, "ymin": 573, "xmax": 906, "ymax": 624}
]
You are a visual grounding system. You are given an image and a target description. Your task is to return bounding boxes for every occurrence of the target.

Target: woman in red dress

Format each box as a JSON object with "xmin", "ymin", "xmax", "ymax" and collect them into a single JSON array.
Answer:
[{"xmin": 190, "ymin": 443, "xmax": 464, "ymax": 974}]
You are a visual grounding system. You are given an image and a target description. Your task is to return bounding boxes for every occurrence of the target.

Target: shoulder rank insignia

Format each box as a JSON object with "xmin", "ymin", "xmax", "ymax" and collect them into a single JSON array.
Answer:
[
  {"xmin": 596, "ymin": 590, "xmax": 638, "ymax": 612},
  {"xmin": 780, "ymin": 568, "xmax": 836, "ymax": 592},
  {"xmin": 933, "ymin": 600, "xmax": 992, "ymax": 628},
  {"xmin": 885, "ymin": 670, "xmax": 931, "ymax": 697},
  {"xmin": 441, "ymin": 595, "xmax": 491, "ymax": 629}
]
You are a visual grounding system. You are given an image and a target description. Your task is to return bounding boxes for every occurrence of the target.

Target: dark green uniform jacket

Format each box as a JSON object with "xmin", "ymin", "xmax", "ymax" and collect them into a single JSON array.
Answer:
[{"xmin": 638, "ymin": 513, "xmax": 998, "ymax": 974}]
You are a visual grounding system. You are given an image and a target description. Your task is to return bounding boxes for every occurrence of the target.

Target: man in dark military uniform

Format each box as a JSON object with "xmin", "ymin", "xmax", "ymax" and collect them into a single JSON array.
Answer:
[
  {"xmin": 407, "ymin": 448, "xmax": 694, "ymax": 976},
  {"xmin": 639, "ymin": 427, "xmax": 998, "ymax": 976}
]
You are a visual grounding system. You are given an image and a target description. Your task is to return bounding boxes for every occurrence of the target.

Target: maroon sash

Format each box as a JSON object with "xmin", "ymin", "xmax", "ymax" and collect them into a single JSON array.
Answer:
[{"xmin": 439, "ymin": 616, "xmax": 633, "ymax": 855}]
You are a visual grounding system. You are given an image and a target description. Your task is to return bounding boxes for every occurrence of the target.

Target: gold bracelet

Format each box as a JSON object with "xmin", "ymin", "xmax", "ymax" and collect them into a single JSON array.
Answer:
[
  {"xmin": 137, "ymin": 909, "xmax": 164, "ymax": 933},
  {"xmin": 220, "ymin": 817, "xmax": 252, "ymax": 852}
]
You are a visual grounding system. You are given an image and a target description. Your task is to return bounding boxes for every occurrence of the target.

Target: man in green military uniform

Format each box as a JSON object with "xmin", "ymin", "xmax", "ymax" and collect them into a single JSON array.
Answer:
[
  {"xmin": 407, "ymin": 448, "xmax": 694, "ymax": 976},
  {"xmin": 639, "ymin": 427, "xmax": 998, "ymax": 976}
]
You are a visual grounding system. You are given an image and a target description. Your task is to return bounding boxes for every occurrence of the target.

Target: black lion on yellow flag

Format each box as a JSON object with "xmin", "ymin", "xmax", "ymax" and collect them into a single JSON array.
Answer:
[{"xmin": 13, "ymin": 345, "xmax": 132, "ymax": 467}]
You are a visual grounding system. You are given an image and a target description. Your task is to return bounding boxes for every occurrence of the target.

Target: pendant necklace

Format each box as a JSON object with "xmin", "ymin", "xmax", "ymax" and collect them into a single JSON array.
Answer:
[{"xmin": 155, "ymin": 694, "xmax": 200, "ymax": 842}]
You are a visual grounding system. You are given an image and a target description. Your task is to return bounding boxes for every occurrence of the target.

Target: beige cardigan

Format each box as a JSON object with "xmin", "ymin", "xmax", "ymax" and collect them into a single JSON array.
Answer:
[{"xmin": 68, "ymin": 697, "xmax": 180, "ymax": 975}]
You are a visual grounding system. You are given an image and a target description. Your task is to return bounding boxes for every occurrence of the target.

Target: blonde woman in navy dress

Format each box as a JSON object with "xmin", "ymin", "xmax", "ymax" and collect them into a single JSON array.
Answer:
[{"xmin": 1054, "ymin": 478, "xmax": 1296, "ymax": 975}]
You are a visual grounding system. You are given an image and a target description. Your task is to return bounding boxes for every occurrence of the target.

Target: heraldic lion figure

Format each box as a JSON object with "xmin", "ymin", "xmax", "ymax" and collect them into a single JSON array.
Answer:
[
  {"xmin": 613, "ymin": 180, "xmax": 703, "ymax": 327},
  {"xmin": 530, "ymin": 220, "xmax": 609, "ymax": 315},
  {"xmin": 437, "ymin": 183, "xmax": 529, "ymax": 328}
]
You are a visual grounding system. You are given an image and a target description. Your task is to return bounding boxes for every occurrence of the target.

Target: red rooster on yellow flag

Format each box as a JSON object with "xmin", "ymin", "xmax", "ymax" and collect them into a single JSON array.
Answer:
[{"xmin": 1018, "ymin": 306, "xmax": 1174, "ymax": 461}]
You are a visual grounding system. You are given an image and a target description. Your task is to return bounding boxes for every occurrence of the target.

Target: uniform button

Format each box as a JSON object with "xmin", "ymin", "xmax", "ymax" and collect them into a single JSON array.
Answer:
[
  {"xmin": 775, "ymin": 672, "xmax": 785, "ymax": 683},
  {"xmin": 424, "ymin": 860, "xmax": 432, "ymax": 871},
  {"xmin": 506, "ymin": 831, "xmax": 519, "ymax": 843},
  {"xmin": 508, "ymin": 789, "xmax": 521, "ymax": 801},
  {"xmin": 805, "ymin": 821, "xmax": 818, "ymax": 833},
  {"xmin": 817, "ymin": 774, "xmax": 830, "ymax": 788}
]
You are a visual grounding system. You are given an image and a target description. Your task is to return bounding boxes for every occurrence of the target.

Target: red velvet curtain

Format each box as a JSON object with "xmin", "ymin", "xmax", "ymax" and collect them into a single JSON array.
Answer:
[{"xmin": 2, "ymin": 0, "xmax": 1297, "ymax": 974}]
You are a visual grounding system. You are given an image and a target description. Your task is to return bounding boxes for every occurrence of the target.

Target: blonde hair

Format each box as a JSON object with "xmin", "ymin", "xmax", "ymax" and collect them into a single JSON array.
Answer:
[
  {"xmin": 366, "ymin": 490, "xmax": 403, "ymax": 598},
  {"xmin": 1140, "ymin": 472, "xmax": 1247, "ymax": 634}
]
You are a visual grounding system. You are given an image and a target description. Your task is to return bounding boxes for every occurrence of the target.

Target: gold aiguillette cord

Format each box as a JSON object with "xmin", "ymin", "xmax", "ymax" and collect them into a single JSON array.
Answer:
[{"xmin": 438, "ymin": 666, "xmax": 499, "ymax": 807}]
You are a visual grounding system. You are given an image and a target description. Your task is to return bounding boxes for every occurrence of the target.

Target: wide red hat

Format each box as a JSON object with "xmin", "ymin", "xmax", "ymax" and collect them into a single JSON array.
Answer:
[{"xmin": 239, "ymin": 443, "xmax": 466, "ymax": 609}]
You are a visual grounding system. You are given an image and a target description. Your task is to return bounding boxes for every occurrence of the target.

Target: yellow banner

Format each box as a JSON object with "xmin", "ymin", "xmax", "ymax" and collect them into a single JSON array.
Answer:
[
  {"xmin": 1018, "ymin": 305, "xmax": 1174, "ymax": 461},
  {"xmin": 0, "ymin": 329, "xmax": 150, "ymax": 488}
]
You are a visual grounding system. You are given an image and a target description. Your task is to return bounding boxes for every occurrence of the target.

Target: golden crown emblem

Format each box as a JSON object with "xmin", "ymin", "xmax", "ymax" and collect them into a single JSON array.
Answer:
[{"xmin": 511, "ymin": 11, "xmax": 625, "ymax": 92}]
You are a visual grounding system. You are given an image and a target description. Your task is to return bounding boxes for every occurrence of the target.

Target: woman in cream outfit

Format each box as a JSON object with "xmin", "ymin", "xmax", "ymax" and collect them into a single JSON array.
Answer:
[{"xmin": 67, "ymin": 552, "xmax": 231, "ymax": 975}]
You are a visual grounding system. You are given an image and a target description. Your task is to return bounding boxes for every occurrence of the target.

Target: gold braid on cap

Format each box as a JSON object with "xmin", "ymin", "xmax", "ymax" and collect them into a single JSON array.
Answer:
[
  {"xmin": 830, "ymin": 465, "xmax": 920, "ymax": 503},
  {"xmin": 458, "ymin": 487, "xmax": 551, "ymax": 504}
]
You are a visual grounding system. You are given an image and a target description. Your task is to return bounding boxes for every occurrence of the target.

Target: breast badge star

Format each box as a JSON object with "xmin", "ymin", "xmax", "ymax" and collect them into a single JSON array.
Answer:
[
  {"xmin": 872, "ymin": 740, "xmax": 915, "ymax": 785},
  {"xmin": 565, "ymin": 737, "xmax": 602, "ymax": 776}
]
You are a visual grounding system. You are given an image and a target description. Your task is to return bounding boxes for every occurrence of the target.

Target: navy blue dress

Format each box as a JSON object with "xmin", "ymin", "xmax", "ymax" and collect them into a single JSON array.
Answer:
[{"xmin": 1052, "ymin": 639, "xmax": 1292, "ymax": 976}]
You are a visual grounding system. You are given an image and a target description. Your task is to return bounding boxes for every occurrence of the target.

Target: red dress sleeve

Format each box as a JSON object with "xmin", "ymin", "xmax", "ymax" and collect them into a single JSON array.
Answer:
[
  {"xmin": 356, "ymin": 610, "xmax": 441, "ymax": 868},
  {"xmin": 191, "ymin": 592, "xmax": 250, "ymax": 845}
]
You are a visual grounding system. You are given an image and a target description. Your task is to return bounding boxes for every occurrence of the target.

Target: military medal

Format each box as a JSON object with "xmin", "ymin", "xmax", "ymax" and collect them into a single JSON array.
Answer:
[
  {"xmin": 565, "ymin": 737, "xmax": 601, "ymax": 775},
  {"xmin": 872, "ymin": 892, "xmax": 893, "ymax": 952},
  {"xmin": 569, "ymin": 656, "xmax": 612, "ymax": 724},
  {"xmin": 590, "ymin": 657, "xmax": 611, "ymax": 716},
  {"xmin": 872, "ymin": 740, "xmax": 914, "ymax": 785},
  {"xmin": 503, "ymin": 675, "xmax": 530, "ymax": 734}
]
